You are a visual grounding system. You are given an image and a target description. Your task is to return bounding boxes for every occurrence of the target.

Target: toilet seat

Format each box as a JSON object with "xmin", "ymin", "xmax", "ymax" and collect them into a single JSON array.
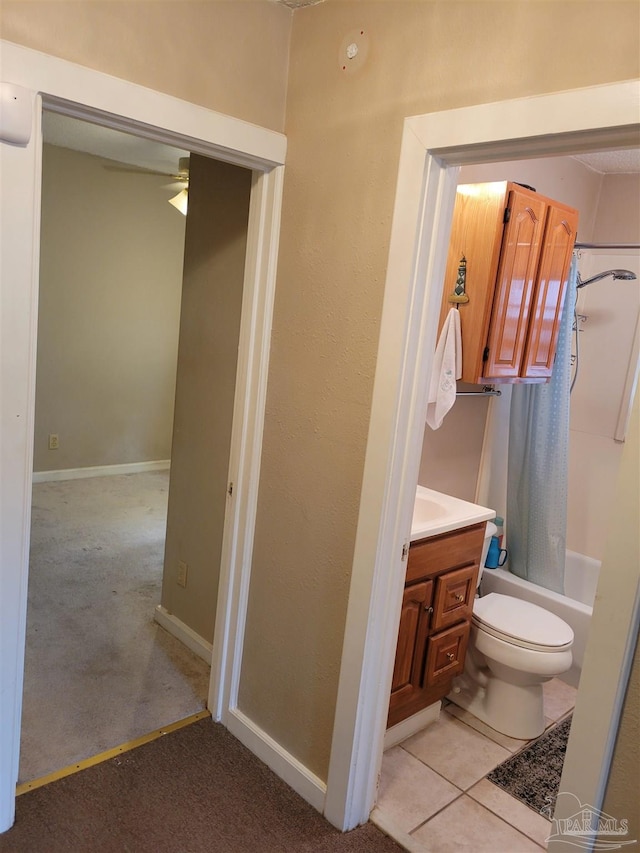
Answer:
[{"xmin": 473, "ymin": 593, "xmax": 574, "ymax": 652}]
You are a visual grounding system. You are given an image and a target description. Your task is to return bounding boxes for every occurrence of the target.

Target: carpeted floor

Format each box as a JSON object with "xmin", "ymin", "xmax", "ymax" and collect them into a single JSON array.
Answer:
[
  {"xmin": 1, "ymin": 717, "xmax": 402, "ymax": 853},
  {"xmin": 21, "ymin": 472, "xmax": 210, "ymax": 783},
  {"xmin": 486, "ymin": 714, "xmax": 573, "ymax": 816}
]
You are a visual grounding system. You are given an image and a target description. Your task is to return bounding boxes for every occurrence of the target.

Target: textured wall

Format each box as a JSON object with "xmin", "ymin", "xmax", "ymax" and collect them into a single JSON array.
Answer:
[
  {"xmin": 238, "ymin": 1, "xmax": 640, "ymax": 779},
  {"xmin": 601, "ymin": 632, "xmax": 639, "ymax": 847},
  {"xmin": 0, "ymin": 0, "xmax": 292, "ymax": 132},
  {"xmin": 35, "ymin": 144, "xmax": 185, "ymax": 471},
  {"xmin": 9, "ymin": 0, "xmax": 639, "ymax": 788},
  {"xmin": 161, "ymin": 155, "xmax": 252, "ymax": 644}
]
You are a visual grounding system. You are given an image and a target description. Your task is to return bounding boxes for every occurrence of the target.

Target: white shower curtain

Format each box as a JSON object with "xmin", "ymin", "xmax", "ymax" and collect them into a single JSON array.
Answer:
[{"xmin": 506, "ymin": 256, "xmax": 578, "ymax": 594}]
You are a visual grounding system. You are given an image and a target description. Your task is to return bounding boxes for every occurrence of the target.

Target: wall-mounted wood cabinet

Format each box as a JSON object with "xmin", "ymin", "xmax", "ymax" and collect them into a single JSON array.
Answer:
[
  {"xmin": 438, "ymin": 181, "xmax": 579, "ymax": 384},
  {"xmin": 388, "ymin": 523, "xmax": 485, "ymax": 728}
]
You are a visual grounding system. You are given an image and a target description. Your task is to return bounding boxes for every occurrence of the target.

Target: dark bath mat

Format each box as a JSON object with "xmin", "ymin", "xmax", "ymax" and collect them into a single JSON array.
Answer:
[{"xmin": 486, "ymin": 714, "xmax": 572, "ymax": 817}]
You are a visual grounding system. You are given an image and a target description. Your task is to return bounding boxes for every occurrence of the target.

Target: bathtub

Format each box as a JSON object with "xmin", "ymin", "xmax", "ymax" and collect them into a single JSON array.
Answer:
[{"xmin": 480, "ymin": 549, "xmax": 600, "ymax": 687}]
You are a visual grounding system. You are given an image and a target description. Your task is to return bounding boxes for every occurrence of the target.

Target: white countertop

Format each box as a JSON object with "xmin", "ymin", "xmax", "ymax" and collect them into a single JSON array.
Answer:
[{"xmin": 411, "ymin": 485, "xmax": 495, "ymax": 541}]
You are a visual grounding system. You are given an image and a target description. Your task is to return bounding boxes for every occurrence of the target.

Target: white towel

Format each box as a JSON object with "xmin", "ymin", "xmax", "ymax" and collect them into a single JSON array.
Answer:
[{"xmin": 426, "ymin": 307, "xmax": 462, "ymax": 429}]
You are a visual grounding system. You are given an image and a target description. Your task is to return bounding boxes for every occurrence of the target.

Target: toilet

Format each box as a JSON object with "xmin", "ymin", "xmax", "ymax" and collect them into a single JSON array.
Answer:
[{"xmin": 448, "ymin": 522, "xmax": 574, "ymax": 740}]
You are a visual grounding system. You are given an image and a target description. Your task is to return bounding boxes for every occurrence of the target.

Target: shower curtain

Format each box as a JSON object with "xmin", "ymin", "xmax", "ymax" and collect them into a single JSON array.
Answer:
[{"xmin": 506, "ymin": 256, "xmax": 578, "ymax": 594}]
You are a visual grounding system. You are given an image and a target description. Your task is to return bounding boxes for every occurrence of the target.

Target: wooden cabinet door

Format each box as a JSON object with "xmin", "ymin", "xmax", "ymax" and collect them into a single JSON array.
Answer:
[
  {"xmin": 520, "ymin": 202, "xmax": 579, "ymax": 379},
  {"xmin": 483, "ymin": 188, "xmax": 547, "ymax": 380},
  {"xmin": 389, "ymin": 580, "xmax": 433, "ymax": 705}
]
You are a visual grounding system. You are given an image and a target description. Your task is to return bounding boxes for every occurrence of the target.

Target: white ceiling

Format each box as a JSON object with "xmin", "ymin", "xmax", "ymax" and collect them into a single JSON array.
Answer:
[
  {"xmin": 43, "ymin": 110, "xmax": 640, "ymax": 177},
  {"xmin": 572, "ymin": 149, "xmax": 640, "ymax": 174},
  {"xmin": 42, "ymin": 111, "xmax": 188, "ymax": 176}
]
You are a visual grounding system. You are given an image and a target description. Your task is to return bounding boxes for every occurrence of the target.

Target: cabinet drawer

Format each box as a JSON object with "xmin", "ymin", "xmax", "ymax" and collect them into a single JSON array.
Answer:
[
  {"xmin": 407, "ymin": 524, "xmax": 485, "ymax": 583},
  {"xmin": 424, "ymin": 622, "xmax": 470, "ymax": 685},
  {"xmin": 431, "ymin": 564, "xmax": 477, "ymax": 631}
]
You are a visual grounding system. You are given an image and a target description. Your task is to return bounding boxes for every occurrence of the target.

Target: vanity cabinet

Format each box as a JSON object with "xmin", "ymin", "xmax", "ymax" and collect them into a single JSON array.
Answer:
[
  {"xmin": 438, "ymin": 181, "xmax": 579, "ymax": 383},
  {"xmin": 388, "ymin": 523, "xmax": 485, "ymax": 728}
]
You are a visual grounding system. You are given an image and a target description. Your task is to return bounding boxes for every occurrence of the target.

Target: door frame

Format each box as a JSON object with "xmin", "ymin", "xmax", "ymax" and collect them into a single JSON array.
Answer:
[
  {"xmin": 0, "ymin": 40, "xmax": 285, "ymax": 832},
  {"xmin": 324, "ymin": 79, "xmax": 640, "ymax": 831}
]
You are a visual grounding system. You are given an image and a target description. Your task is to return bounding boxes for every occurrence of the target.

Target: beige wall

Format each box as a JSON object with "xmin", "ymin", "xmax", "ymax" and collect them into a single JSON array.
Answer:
[
  {"xmin": 35, "ymin": 143, "xmax": 185, "ymax": 471},
  {"xmin": 161, "ymin": 155, "xmax": 252, "ymax": 644},
  {"xmin": 239, "ymin": 2, "xmax": 640, "ymax": 779},
  {"xmin": 0, "ymin": 0, "xmax": 292, "ymax": 132},
  {"xmin": 601, "ymin": 631, "xmax": 639, "ymax": 846},
  {"xmin": 8, "ymin": 0, "xmax": 640, "ymax": 788},
  {"xmin": 418, "ymin": 390, "xmax": 490, "ymax": 502},
  {"xmin": 593, "ymin": 173, "xmax": 640, "ymax": 243}
]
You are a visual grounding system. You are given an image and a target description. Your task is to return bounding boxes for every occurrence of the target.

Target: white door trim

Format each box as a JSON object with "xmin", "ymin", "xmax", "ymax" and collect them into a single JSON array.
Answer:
[
  {"xmin": 325, "ymin": 79, "xmax": 640, "ymax": 831},
  {"xmin": 0, "ymin": 41, "xmax": 285, "ymax": 833}
]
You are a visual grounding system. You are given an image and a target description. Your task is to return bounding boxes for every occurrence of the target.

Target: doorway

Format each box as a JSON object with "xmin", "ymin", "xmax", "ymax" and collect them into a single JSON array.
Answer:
[
  {"xmin": 21, "ymin": 113, "xmax": 257, "ymax": 784},
  {"xmin": 0, "ymin": 42, "xmax": 285, "ymax": 833},
  {"xmin": 371, "ymin": 151, "xmax": 639, "ymax": 847},
  {"xmin": 325, "ymin": 80, "xmax": 640, "ymax": 832}
]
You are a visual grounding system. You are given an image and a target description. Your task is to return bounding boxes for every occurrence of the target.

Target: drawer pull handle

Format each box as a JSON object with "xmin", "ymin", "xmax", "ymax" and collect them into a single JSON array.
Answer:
[
  {"xmin": 454, "ymin": 593, "xmax": 465, "ymax": 602},
  {"xmin": 446, "ymin": 652, "xmax": 455, "ymax": 661}
]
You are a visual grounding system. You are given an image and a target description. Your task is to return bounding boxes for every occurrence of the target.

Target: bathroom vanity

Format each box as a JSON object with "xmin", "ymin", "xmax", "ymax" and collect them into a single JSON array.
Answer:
[{"xmin": 387, "ymin": 488, "xmax": 494, "ymax": 728}]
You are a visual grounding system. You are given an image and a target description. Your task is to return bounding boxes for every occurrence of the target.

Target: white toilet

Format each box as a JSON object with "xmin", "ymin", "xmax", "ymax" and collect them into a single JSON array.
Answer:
[{"xmin": 448, "ymin": 522, "xmax": 574, "ymax": 740}]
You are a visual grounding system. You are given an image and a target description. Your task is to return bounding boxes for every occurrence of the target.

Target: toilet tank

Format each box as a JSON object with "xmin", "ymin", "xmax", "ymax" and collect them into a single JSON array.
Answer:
[{"xmin": 477, "ymin": 521, "xmax": 498, "ymax": 586}]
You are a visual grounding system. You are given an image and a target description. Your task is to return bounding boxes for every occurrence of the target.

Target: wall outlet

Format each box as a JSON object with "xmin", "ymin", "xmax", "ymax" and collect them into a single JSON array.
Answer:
[
  {"xmin": 177, "ymin": 560, "xmax": 188, "ymax": 588},
  {"xmin": 48, "ymin": 433, "xmax": 59, "ymax": 450}
]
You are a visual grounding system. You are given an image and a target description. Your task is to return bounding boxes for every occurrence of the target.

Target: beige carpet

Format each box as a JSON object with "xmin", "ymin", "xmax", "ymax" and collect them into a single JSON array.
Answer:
[{"xmin": 21, "ymin": 471, "xmax": 210, "ymax": 783}]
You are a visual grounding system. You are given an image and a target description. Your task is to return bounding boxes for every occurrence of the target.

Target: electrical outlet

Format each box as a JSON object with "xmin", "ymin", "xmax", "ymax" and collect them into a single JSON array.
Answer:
[
  {"xmin": 48, "ymin": 433, "xmax": 59, "ymax": 450},
  {"xmin": 177, "ymin": 560, "xmax": 188, "ymax": 588}
]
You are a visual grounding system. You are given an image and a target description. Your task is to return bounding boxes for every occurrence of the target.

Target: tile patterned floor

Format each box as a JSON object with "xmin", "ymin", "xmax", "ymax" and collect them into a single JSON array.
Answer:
[{"xmin": 372, "ymin": 678, "xmax": 577, "ymax": 852}]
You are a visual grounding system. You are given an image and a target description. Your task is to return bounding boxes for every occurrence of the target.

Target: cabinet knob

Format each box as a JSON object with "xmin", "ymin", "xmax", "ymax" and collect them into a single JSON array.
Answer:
[
  {"xmin": 424, "ymin": 605, "xmax": 434, "ymax": 614},
  {"xmin": 446, "ymin": 652, "xmax": 455, "ymax": 661},
  {"xmin": 454, "ymin": 593, "xmax": 465, "ymax": 602}
]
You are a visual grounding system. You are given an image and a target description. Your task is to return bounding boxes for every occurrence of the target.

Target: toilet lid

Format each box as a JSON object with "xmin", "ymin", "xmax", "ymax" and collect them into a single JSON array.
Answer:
[{"xmin": 473, "ymin": 593, "xmax": 574, "ymax": 651}]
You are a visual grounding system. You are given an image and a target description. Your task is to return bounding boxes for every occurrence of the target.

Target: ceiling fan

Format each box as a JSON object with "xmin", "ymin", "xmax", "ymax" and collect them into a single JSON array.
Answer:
[
  {"xmin": 165, "ymin": 157, "xmax": 189, "ymax": 215},
  {"xmin": 104, "ymin": 156, "xmax": 190, "ymax": 215}
]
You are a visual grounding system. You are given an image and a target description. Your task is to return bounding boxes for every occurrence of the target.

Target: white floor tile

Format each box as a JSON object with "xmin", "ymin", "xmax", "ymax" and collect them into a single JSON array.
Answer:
[
  {"xmin": 542, "ymin": 678, "xmax": 577, "ymax": 723},
  {"xmin": 468, "ymin": 778, "xmax": 552, "ymax": 848},
  {"xmin": 377, "ymin": 746, "xmax": 461, "ymax": 833},
  {"xmin": 402, "ymin": 712, "xmax": 511, "ymax": 791},
  {"xmin": 411, "ymin": 795, "xmax": 544, "ymax": 852}
]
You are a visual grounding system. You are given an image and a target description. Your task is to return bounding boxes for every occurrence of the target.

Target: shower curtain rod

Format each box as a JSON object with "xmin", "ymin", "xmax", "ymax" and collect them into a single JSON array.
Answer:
[{"xmin": 575, "ymin": 242, "xmax": 640, "ymax": 250}]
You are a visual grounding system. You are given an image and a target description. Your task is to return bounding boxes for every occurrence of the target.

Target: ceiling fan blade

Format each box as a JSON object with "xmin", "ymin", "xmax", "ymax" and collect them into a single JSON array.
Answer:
[
  {"xmin": 103, "ymin": 164, "xmax": 175, "ymax": 178},
  {"xmin": 163, "ymin": 180, "xmax": 188, "ymax": 191}
]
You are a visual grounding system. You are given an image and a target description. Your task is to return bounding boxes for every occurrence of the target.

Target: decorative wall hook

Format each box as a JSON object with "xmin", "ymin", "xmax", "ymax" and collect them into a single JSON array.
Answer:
[{"xmin": 448, "ymin": 255, "xmax": 469, "ymax": 304}]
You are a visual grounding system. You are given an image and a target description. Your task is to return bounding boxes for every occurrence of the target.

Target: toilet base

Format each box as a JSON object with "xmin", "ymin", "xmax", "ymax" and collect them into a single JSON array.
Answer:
[{"xmin": 448, "ymin": 670, "xmax": 546, "ymax": 740}]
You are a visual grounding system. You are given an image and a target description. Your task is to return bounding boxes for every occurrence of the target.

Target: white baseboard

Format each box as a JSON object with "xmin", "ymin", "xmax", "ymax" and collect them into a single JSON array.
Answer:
[
  {"xmin": 33, "ymin": 459, "xmax": 170, "ymax": 483},
  {"xmin": 383, "ymin": 701, "xmax": 441, "ymax": 751},
  {"xmin": 154, "ymin": 605, "xmax": 213, "ymax": 664},
  {"xmin": 225, "ymin": 708, "xmax": 327, "ymax": 814}
]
